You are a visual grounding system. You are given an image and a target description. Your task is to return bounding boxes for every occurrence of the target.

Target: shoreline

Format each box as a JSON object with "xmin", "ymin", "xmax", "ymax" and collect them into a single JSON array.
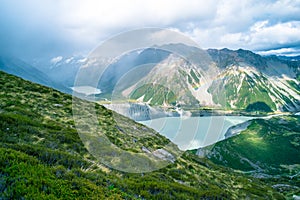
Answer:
[{"xmin": 100, "ymin": 102, "xmax": 293, "ymax": 121}]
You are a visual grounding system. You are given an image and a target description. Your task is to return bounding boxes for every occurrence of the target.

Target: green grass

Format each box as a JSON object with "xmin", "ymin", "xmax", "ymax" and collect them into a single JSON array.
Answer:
[
  {"xmin": 209, "ymin": 72, "xmax": 278, "ymax": 111},
  {"xmin": 203, "ymin": 115, "xmax": 300, "ymax": 198},
  {"xmin": 190, "ymin": 69, "xmax": 200, "ymax": 83},
  {"xmin": 130, "ymin": 83, "xmax": 177, "ymax": 105},
  {"xmin": 286, "ymin": 80, "xmax": 300, "ymax": 95}
]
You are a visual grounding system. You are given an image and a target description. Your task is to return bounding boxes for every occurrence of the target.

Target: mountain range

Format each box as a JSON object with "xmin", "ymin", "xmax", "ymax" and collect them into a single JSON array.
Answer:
[{"xmin": 1, "ymin": 45, "xmax": 299, "ymax": 113}]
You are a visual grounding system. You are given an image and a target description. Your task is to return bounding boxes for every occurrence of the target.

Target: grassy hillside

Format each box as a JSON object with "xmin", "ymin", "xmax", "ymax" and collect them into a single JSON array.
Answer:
[
  {"xmin": 202, "ymin": 115, "xmax": 300, "ymax": 198},
  {"xmin": 130, "ymin": 83, "xmax": 177, "ymax": 106},
  {"xmin": 0, "ymin": 70, "xmax": 284, "ymax": 199}
]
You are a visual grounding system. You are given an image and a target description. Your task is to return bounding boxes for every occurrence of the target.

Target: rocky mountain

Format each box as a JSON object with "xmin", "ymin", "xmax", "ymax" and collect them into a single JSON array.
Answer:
[
  {"xmin": 208, "ymin": 49, "xmax": 300, "ymax": 112},
  {"xmin": 122, "ymin": 54, "xmax": 206, "ymax": 107},
  {"xmin": 96, "ymin": 45, "xmax": 300, "ymax": 112},
  {"xmin": 208, "ymin": 63, "xmax": 299, "ymax": 112}
]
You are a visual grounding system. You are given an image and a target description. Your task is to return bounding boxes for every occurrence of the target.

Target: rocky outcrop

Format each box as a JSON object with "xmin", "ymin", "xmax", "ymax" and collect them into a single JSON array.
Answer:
[{"xmin": 224, "ymin": 120, "xmax": 251, "ymax": 139}]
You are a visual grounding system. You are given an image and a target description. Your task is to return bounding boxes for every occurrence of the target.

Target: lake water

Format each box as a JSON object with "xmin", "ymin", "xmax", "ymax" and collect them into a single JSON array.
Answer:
[
  {"xmin": 71, "ymin": 86, "xmax": 102, "ymax": 96},
  {"xmin": 140, "ymin": 116, "xmax": 253, "ymax": 150}
]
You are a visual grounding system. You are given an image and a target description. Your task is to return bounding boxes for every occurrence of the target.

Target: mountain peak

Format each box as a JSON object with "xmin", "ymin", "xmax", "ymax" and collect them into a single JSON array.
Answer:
[{"xmin": 207, "ymin": 48, "xmax": 267, "ymax": 69}]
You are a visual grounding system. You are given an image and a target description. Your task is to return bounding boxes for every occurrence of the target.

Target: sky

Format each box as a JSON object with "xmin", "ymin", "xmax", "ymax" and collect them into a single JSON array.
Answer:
[{"xmin": 1, "ymin": 0, "xmax": 300, "ymax": 59}]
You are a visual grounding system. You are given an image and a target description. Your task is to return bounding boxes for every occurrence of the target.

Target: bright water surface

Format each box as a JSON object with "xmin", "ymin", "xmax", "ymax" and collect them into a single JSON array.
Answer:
[{"xmin": 140, "ymin": 116, "xmax": 253, "ymax": 150}]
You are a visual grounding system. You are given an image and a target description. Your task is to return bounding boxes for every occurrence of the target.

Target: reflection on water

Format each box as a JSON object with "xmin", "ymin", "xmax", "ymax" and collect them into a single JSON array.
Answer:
[{"xmin": 140, "ymin": 116, "xmax": 253, "ymax": 150}]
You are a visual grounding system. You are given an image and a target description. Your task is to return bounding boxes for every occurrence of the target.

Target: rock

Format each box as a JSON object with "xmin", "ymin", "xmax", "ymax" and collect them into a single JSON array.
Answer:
[
  {"xmin": 225, "ymin": 121, "xmax": 251, "ymax": 139},
  {"xmin": 196, "ymin": 148, "xmax": 211, "ymax": 158},
  {"xmin": 152, "ymin": 149, "xmax": 175, "ymax": 163},
  {"xmin": 293, "ymin": 195, "xmax": 300, "ymax": 200},
  {"xmin": 141, "ymin": 146, "xmax": 151, "ymax": 154}
]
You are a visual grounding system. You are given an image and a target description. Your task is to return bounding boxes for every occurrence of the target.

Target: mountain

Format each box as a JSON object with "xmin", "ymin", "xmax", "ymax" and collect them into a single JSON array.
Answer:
[
  {"xmin": 207, "ymin": 48, "xmax": 268, "ymax": 70},
  {"xmin": 0, "ymin": 56, "xmax": 69, "ymax": 93},
  {"xmin": 208, "ymin": 49, "xmax": 300, "ymax": 112},
  {"xmin": 277, "ymin": 55, "xmax": 300, "ymax": 62},
  {"xmin": 80, "ymin": 44, "xmax": 220, "ymax": 109},
  {"xmin": 31, "ymin": 55, "xmax": 86, "ymax": 88},
  {"xmin": 0, "ymin": 70, "xmax": 284, "ymax": 199},
  {"xmin": 196, "ymin": 115, "xmax": 300, "ymax": 198},
  {"xmin": 3, "ymin": 45, "xmax": 298, "ymax": 122},
  {"xmin": 98, "ymin": 48, "xmax": 170, "ymax": 95},
  {"xmin": 15, "ymin": 45, "xmax": 299, "ymax": 113},
  {"xmin": 123, "ymin": 54, "xmax": 204, "ymax": 107},
  {"xmin": 97, "ymin": 45, "xmax": 300, "ymax": 112}
]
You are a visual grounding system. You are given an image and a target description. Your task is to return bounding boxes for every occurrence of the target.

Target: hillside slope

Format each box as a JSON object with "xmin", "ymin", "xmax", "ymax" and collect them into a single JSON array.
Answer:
[
  {"xmin": 0, "ymin": 56, "xmax": 69, "ymax": 93},
  {"xmin": 0, "ymin": 71, "xmax": 284, "ymax": 199},
  {"xmin": 197, "ymin": 115, "xmax": 300, "ymax": 197}
]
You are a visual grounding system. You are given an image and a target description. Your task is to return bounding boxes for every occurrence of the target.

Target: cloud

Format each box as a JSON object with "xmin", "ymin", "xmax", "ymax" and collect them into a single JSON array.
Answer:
[
  {"xmin": 185, "ymin": 0, "xmax": 300, "ymax": 55},
  {"xmin": 50, "ymin": 56, "xmax": 63, "ymax": 64},
  {"xmin": 0, "ymin": 0, "xmax": 299, "ymax": 58},
  {"xmin": 65, "ymin": 57, "xmax": 74, "ymax": 64},
  {"xmin": 257, "ymin": 48, "xmax": 300, "ymax": 57},
  {"xmin": 217, "ymin": 21, "xmax": 300, "ymax": 51}
]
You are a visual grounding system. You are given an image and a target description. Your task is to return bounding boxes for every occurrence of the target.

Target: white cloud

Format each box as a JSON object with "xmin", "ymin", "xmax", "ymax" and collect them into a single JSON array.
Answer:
[
  {"xmin": 51, "ymin": 56, "xmax": 63, "ymax": 64},
  {"xmin": 65, "ymin": 57, "xmax": 74, "ymax": 64},
  {"xmin": 183, "ymin": 0, "xmax": 300, "ymax": 53},
  {"xmin": 257, "ymin": 48, "xmax": 300, "ymax": 56},
  {"xmin": 77, "ymin": 58, "xmax": 88, "ymax": 63},
  {"xmin": 250, "ymin": 20, "xmax": 269, "ymax": 32},
  {"xmin": 217, "ymin": 21, "xmax": 300, "ymax": 50},
  {"xmin": 56, "ymin": 0, "xmax": 219, "ymax": 46},
  {"xmin": 249, "ymin": 21, "xmax": 300, "ymax": 49}
]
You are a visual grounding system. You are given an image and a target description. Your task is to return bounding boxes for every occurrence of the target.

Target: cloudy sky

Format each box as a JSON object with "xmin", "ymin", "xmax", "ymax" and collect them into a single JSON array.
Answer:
[{"xmin": 1, "ymin": 0, "xmax": 300, "ymax": 59}]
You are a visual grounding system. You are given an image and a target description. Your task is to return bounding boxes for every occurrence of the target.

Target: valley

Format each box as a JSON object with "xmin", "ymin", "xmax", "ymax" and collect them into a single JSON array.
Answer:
[
  {"xmin": 0, "ymin": 46, "xmax": 299, "ymax": 199},
  {"xmin": 0, "ymin": 70, "xmax": 287, "ymax": 199}
]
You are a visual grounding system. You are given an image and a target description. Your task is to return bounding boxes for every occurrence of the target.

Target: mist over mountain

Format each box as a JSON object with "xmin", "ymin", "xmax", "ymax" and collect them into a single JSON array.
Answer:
[{"xmin": 0, "ymin": 56, "xmax": 69, "ymax": 93}]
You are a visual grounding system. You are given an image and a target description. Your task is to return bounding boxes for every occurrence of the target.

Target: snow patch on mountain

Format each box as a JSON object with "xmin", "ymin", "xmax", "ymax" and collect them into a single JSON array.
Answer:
[
  {"xmin": 50, "ymin": 56, "xmax": 63, "ymax": 65},
  {"xmin": 65, "ymin": 57, "xmax": 74, "ymax": 64}
]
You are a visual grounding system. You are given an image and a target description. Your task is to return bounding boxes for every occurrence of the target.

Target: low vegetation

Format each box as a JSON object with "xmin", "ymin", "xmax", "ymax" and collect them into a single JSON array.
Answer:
[{"xmin": 203, "ymin": 115, "xmax": 300, "ymax": 198}]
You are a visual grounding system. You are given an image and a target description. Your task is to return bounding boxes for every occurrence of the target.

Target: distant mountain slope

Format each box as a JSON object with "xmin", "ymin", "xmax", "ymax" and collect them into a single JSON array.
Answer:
[
  {"xmin": 98, "ymin": 48, "xmax": 170, "ymax": 94},
  {"xmin": 209, "ymin": 64, "xmax": 300, "ymax": 111},
  {"xmin": 207, "ymin": 48, "xmax": 268, "ymax": 70},
  {"xmin": 99, "ymin": 45, "xmax": 219, "ymax": 108},
  {"xmin": 31, "ymin": 55, "xmax": 85, "ymax": 88},
  {"xmin": 0, "ymin": 56, "xmax": 69, "ymax": 93},
  {"xmin": 208, "ymin": 49, "xmax": 300, "ymax": 112},
  {"xmin": 0, "ymin": 71, "xmax": 283, "ymax": 199},
  {"xmin": 125, "ymin": 54, "xmax": 205, "ymax": 107}
]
